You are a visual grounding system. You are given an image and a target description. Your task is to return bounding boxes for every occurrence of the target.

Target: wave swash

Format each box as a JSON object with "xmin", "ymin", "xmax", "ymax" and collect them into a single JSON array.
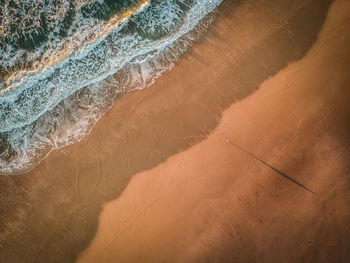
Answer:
[{"xmin": 0, "ymin": 0, "xmax": 223, "ymax": 175}]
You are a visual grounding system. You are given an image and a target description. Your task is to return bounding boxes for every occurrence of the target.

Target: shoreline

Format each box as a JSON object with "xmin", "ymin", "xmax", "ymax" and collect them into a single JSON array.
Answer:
[
  {"xmin": 77, "ymin": 0, "xmax": 350, "ymax": 261},
  {"xmin": 1, "ymin": 0, "xmax": 349, "ymax": 262}
]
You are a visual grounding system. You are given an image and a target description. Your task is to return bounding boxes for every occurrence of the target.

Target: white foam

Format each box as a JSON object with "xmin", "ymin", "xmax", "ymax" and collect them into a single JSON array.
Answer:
[
  {"xmin": 0, "ymin": 0, "xmax": 222, "ymax": 132},
  {"xmin": 0, "ymin": 0, "xmax": 221, "ymax": 174}
]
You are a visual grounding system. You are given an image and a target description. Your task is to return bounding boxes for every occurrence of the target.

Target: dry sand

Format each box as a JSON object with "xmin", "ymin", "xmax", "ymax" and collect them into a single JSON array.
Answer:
[
  {"xmin": 1, "ymin": 0, "xmax": 349, "ymax": 262},
  {"xmin": 76, "ymin": 0, "xmax": 350, "ymax": 262}
]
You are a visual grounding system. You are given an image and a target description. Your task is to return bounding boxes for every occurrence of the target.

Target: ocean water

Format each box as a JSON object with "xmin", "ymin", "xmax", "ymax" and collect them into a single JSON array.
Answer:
[{"xmin": 0, "ymin": 0, "xmax": 222, "ymax": 175}]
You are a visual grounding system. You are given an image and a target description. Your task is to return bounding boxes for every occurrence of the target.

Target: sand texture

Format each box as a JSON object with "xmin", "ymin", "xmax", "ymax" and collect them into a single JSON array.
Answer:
[{"xmin": 1, "ymin": 0, "xmax": 350, "ymax": 262}]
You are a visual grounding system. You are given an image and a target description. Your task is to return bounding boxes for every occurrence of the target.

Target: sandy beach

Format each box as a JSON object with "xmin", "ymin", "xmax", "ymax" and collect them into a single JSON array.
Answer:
[{"xmin": 1, "ymin": 0, "xmax": 350, "ymax": 262}]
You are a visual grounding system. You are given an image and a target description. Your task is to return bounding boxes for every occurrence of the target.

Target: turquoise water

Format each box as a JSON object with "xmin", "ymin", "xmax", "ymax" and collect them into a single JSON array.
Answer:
[{"xmin": 0, "ymin": 0, "xmax": 222, "ymax": 174}]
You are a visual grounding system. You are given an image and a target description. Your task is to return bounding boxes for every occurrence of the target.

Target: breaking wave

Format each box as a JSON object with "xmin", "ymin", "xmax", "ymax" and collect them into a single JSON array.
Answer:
[{"xmin": 0, "ymin": 0, "xmax": 222, "ymax": 175}]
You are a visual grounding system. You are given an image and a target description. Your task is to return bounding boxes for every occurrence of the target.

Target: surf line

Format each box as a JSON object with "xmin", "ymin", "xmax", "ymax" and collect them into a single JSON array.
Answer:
[{"xmin": 223, "ymin": 137, "xmax": 317, "ymax": 195}]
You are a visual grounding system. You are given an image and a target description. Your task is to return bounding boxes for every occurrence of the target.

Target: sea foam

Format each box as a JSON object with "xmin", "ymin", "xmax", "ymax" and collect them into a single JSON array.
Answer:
[{"xmin": 0, "ymin": 0, "xmax": 222, "ymax": 174}]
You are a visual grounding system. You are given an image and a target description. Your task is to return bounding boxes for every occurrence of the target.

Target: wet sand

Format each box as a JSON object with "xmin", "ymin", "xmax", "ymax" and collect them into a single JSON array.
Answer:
[
  {"xmin": 1, "ymin": 0, "xmax": 350, "ymax": 262},
  {"xmin": 76, "ymin": 0, "xmax": 350, "ymax": 262}
]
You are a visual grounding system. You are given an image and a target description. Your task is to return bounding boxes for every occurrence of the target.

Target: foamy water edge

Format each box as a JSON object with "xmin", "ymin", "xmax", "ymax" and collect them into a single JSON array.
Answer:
[{"xmin": 0, "ymin": 0, "xmax": 222, "ymax": 175}]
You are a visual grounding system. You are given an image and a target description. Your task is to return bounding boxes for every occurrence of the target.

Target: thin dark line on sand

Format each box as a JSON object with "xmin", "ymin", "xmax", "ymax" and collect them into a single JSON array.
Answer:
[{"xmin": 223, "ymin": 137, "xmax": 317, "ymax": 195}]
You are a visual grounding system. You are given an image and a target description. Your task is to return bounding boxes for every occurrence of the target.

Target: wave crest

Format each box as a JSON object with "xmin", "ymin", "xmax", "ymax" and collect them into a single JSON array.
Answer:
[{"xmin": 0, "ymin": 0, "xmax": 222, "ymax": 175}]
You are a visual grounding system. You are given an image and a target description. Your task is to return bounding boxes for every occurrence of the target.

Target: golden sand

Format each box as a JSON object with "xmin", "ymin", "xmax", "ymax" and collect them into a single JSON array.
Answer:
[
  {"xmin": 1, "ymin": 1, "xmax": 349, "ymax": 262},
  {"xmin": 77, "ymin": 0, "xmax": 350, "ymax": 262}
]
